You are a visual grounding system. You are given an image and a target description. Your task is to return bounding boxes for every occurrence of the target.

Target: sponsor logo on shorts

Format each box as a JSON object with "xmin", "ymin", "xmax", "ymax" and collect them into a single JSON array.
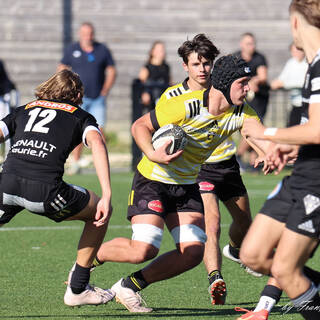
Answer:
[
  {"xmin": 26, "ymin": 100, "xmax": 77, "ymax": 113},
  {"xmin": 148, "ymin": 200, "xmax": 163, "ymax": 213},
  {"xmin": 198, "ymin": 181, "xmax": 215, "ymax": 191},
  {"xmin": 303, "ymin": 194, "xmax": 320, "ymax": 215}
]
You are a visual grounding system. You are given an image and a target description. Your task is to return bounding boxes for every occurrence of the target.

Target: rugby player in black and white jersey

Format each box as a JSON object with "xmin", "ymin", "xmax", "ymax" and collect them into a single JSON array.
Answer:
[
  {"xmin": 0, "ymin": 70, "xmax": 114, "ymax": 307},
  {"xmin": 239, "ymin": 1, "xmax": 320, "ymax": 319}
]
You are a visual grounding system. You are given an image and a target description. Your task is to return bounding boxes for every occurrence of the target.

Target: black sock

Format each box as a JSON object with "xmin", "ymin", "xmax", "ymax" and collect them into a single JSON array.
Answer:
[
  {"xmin": 208, "ymin": 270, "xmax": 223, "ymax": 285},
  {"xmin": 260, "ymin": 284, "xmax": 283, "ymax": 304},
  {"xmin": 70, "ymin": 263, "xmax": 90, "ymax": 294},
  {"xmin": 292, "ymin": 282, "xmax": 320, "ymax": 320},
  {"xmin": 229, "ymin": 243, "xmax": 240, "ymax": 259},
  {"xmin": 299, "ymin": 292, "xmax": 320, "ymax": 320},
  {"xmin": 122, "ymin": 270, "xmax": 149, "ymax": 292},
  {"xmin": 304, "ymin": 266, "xmax": 320, "ymax": 287}
]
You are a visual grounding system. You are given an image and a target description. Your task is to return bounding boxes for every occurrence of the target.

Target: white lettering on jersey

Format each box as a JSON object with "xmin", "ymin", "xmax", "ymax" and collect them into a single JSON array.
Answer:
[{"xmin": 11, "ymin": 139, "xmax": 56, "ymax": 159}]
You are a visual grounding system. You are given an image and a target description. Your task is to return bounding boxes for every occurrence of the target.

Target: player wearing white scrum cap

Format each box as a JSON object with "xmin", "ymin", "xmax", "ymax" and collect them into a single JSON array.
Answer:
[{"xmin": 91, "ymin": 53, "xmax": 273, "ymax": 313}]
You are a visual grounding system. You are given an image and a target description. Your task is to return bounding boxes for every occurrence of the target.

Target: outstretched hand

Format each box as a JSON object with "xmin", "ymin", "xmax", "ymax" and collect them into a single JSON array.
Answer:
[{"xmin": 265, "ymin": 144, "xmax": 298, "ymax": 175}]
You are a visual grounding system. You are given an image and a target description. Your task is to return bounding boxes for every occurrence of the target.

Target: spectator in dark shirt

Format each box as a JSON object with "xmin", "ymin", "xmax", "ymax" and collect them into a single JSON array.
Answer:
[
  {"xmin": 58, "ymin": 22, "xmax": 116, "ymax": 174},
  {"xmin": 131, "ymin": 41, "xmax": 171, "ymax": 170},
  {"xmin": 138, "ymin": 41, "xmax": 171, "ymax": 112}
]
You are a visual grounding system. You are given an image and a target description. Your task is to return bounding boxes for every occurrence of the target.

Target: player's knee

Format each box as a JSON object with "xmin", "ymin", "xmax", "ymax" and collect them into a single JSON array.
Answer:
[
  {"xmin": 130, "ymin": 223, "xmax": 163, "ymax": 263},
  {"xmin": 130, "ymin": 243, "xmax": 159, "ymax": 264},
  {"xmin": 171, "ymin": 224, "xmax": 206, "ymax": 267},
  {"xmin": 240, "ymin": 247, "xmax": 263, "ymax": 270},
  {"xmin": 271, "ymin": 261, "xmax": 293, "ymax": 284},
  {"xmin": 182, "ymin": 243, "xmax": 205, "ymax": 267}
]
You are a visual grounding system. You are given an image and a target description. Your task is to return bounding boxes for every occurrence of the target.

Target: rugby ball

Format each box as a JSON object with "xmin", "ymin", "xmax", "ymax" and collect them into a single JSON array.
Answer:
[{"xmin": 152, "ymin": 124, "xmax": 187, "ymax": 155}]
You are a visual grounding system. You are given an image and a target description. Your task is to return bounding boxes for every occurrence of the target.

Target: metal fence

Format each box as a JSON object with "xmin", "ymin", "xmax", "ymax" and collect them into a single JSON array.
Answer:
[{"xmin": 264, "ymin": 89, "xmax": 291, "ymax": 128}]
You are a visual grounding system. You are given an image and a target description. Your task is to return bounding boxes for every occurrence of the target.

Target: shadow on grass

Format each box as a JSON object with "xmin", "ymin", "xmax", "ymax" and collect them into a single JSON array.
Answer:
[{"xmin": 0, "ymin": 303, "xmax": 299, "ymax": 319}]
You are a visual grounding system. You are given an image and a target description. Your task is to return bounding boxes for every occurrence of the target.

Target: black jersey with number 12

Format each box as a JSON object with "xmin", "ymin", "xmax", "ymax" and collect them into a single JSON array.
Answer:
[{"xmin": 0, "ymin": 99, "xmax": 99, "ymax": 183}]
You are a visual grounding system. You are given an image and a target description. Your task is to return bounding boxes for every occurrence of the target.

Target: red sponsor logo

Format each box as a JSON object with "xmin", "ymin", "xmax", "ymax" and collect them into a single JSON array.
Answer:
[
  {"xmin": 199, "ymin": 181, "xmax": 215, "ymax": 191},
  {"xmin": 26, "ymin": 100, "xmax": 77, "ymax": 113},
  {"xmin": 148, "ymin": 200, "xmax": 164, "ymax": 213}
]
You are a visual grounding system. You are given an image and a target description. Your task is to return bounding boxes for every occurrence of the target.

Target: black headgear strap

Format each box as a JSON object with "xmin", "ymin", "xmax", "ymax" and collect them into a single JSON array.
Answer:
[{"xmin": 211, "ymin": 54, "xmax": 251, "ymax": 105}]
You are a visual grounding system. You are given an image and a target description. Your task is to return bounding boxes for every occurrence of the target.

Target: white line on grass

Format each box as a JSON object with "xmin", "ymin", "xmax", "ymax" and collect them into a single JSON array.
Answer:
[{"xmin": 0, "ymin": 224, "xmax": 231, "ymax": 232}]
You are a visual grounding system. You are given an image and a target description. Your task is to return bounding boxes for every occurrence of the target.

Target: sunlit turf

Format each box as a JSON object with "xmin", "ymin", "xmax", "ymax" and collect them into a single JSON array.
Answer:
[{"xmin": 0, "ymin": 169, "xmax": 317, "ymax": 319}]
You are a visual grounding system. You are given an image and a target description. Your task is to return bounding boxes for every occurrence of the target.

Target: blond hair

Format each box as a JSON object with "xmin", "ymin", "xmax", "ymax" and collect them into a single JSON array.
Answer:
[
  {"xmin": 35, "ymin": 70, "xmax": 84, "ymax": 106},
  {"xmin": 290, "ymin": 0, "xmax": 320, "ymax": 28}
]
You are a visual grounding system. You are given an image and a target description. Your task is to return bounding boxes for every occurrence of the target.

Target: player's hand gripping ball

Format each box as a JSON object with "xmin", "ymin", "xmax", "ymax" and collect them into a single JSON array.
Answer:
[{"xmin": 152, "ymin": 124, "xmax": 187, "ymax": 155}]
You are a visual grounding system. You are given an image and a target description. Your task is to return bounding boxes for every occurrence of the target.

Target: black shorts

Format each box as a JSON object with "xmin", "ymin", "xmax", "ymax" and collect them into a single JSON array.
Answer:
[
  {"xmin": 196, "ymin": 156, "xmax": 247, "ymax": 202},
  {"xmin": 0, "ymin": 173, "xmax": 90, "ymax": 224},
  {"xmin": 127, "ymin": 170, "xmax": 204, "ymax": 220},
  {"xmin": 261, "ymin": 175, "xmax": 320, "ymax": 239}
]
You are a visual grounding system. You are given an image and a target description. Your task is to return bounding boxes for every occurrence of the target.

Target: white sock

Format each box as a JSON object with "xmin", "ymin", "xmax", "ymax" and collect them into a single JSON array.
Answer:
[{"xmin": 254, "ymin": 295, "xmax": 276, "ymax": 312}]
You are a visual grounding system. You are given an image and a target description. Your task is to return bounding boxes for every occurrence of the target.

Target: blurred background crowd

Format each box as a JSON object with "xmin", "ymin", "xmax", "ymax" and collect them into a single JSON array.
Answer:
[{"xmin": 0, "ymin": 0, "xmax": 305, "ymax": 171}]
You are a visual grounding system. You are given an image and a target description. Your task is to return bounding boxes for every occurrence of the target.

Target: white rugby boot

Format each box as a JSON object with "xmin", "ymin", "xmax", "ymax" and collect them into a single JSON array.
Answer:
[
  {"xmin": 111, "ymin": 278, "xmax": 153, "ymax": 313},
  {"xmin": 64, "ymin": 284, "xmax": 115, "ymax": 306},
  {"xmin": 223, "ymin": 244, "xmax": 263, "ymax": 278},
  {"xmin": 64, "ymin": 263, "xmax": 114, "ymax": 306}
]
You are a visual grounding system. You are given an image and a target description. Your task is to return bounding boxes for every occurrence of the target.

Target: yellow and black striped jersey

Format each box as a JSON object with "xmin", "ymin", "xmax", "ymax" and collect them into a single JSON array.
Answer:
[
  {"xmin": 137, "ymin": 88, "xmax": 260, "ymax": 184},
  {"xmin": 157, "ymin": 79, "xmax": 237, "ymax": 163}
]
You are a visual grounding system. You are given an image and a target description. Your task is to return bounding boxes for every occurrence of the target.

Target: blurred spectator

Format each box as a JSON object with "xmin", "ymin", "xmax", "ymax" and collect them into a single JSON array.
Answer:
[
  {"xmin": 234, "ymin": 33, "xmax": 270, "ymax": 170},
  {"xmin": 131, "ymin": 41, "xmax": 171, "ymax": 170},
  {"xmin": 58, "ymin": 22, "xmax": 116, "ymax": 174},
  {"xmin": 0, "ymin": 59, "xmax": 17, "ymax": 160},
  {"xmin": 138, "ymin": 41, "xmax": 171, "ymax": 112},
  {"xmin": 271, "ymin": 43, "xmax": 308, "ymax": 126}
]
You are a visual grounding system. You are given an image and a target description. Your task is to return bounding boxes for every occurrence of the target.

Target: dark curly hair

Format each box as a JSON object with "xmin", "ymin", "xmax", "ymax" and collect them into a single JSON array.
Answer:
[{"xmin": 178, "ymin": 33, "xmax": 220, "ymax": 64}]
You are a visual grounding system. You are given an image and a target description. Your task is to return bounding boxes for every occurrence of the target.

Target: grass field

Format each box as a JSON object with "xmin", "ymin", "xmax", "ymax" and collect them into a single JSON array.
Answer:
[{"xmin": 0, "ymin": 169, "xmax": 317, "ymax": 320}]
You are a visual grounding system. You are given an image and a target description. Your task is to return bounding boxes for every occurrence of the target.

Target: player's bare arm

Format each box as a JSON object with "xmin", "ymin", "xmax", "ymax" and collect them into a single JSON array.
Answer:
[
  {"xmin": 242, "ymin": 103, "xmax": 320, "ymax": 145},
  {"xmin": 86, "ymin": 130, "xmax": 112, "ymax": 226},
  {"xmin": 131, "ymin": 113, "xmax": 183, "ymax": 164},
  {"xmin": 241, "ymin": 118, "xmax": 274, "ymax": 174}
]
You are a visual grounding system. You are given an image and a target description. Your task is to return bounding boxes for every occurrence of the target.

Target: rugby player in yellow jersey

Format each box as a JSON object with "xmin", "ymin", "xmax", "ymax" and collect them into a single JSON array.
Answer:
[
  {"xmin": 160, "ymin": 34, "xmax": 262, "ymax": 307},
  {"xmin": 92, "ymin": 54, "xmax": 272, "ymax": 313}
]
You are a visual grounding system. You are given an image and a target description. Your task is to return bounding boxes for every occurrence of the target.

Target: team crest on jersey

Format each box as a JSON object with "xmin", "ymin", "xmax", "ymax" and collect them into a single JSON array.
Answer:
[
  {"xmin": 148, "ymin": 200, "xmax": 164, "ymax": 213},
  {"xmin": 198, "ymin": 181, "xmax": 215, "ymax": 191},
  {"xmin": 26, "ymin": 100, "xmax": 77, "ymax": 113}
]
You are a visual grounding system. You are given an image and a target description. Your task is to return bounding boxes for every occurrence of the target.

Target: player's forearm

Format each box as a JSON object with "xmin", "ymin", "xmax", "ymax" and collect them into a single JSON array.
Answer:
[
  {"xmin": 263, "ymin": 124, "xmax": 320, "ymax": 145},
  {"xmin": 91, "ymin": 140, "xmax": 112, "ymax": 198},
  {"xmin": 131, "ymin": 122, "xmax": 154, "ymax": 159}
]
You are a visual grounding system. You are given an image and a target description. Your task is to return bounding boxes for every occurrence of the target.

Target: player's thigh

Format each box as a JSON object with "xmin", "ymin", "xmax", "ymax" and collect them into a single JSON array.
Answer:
[
  {"xmin": 273, "ymin": 228, "xmax": 319, "ymax": 273},
  {"xmin": 130, "ymin": 214, "xmax": 165, "ymax": 253},
  {"xmin": 241, "ymin": 213, "xmax": 285, "ymax": 258},
  {"xmin": 65, "ymin": 189, "xmax": 98, "ymax": 222}
]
